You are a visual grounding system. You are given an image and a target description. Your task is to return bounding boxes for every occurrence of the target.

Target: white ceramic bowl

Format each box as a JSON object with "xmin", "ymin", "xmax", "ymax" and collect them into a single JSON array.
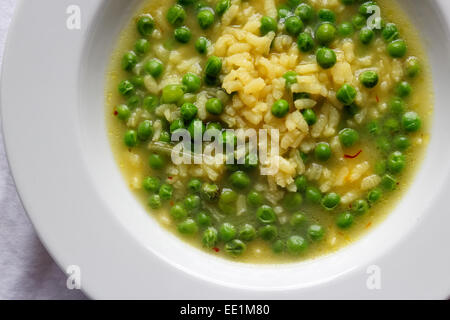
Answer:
[{"xmin": 1, "ymin": 0, "xmax": 450, "ymax": 299}]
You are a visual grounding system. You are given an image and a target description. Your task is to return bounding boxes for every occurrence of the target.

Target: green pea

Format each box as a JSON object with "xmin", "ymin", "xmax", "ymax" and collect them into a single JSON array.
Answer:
[
  {"xmin": 186, "ymin": 179, "xmax": 202, "ymax": 195},
  {"xmin": 294, "ymin": 92, "xmax": 311, "ymax": 101},
  {"xmin": 124, "ymin": 130, "xmax": 138, "ymax": 148},
  {"xmin": 359, "ymin": 27, "xmax": 374, "ymax": 44},
  {"xmin": 382, "ymin": 23, "xmax": 399, "ymax": 42},
  {"xmin": 201, "ymin": 183, "xmax": 220, "ymax": 201},
  {"xmin": 308, "ymin": 224, "xmax": 325, "ymax": 241},
  {"xmin": 338, "ymin": 22, "xmax": 354, "ymax": 37},
  {"xmin": 287, "ymin": 0, "xmax": 302, "ymax": 7},
  {"xmin": 196, "ymin": 211, "xmax": 211, "ymax": 228},
  {"xmin": 352, "ymin": 14, "xmax": 366, "ymax": 30},
  {"xmin": 126, "ymin": 95, "xmax": 140, "ymax": 109},
  {"xmin": 318, "ymin": 9, "xmax": 336, "ymax": 23},
  {"xmin": 148, "ymin": 194, "xmax": 162, "ymax": 209},
  {"xmin": 167, "ymin": 4, "xmax": 186, "ymax": 26},
  {"xmin": 239, "ymin": 224, "xmax": 257, "ymax": 241},
  {"xmin": 336, "ymin": 84, "xmax": 357, "ymax": 105},
  {"xmin": 259, "ymin": 225, "xmax": 278, "ymax": 241},
  {"xmin": 260, "ymin": 16, "xmax": 277, "ymax": 35},
  {"xmin": 243, "ymin": 153, "xmax": 258, "ymax": 170},
  {"xmin": 297, "ymin": 32, "xmax": 314, "ymax": 52},
  {"xmin": 272, "ymin": 240, "xmax": 285, "ymax": 254},
  {"xmin": 305, "ymin": 186, "xmax": 322, "ymax": 204},
  {"xmin": 285, "ymin": 16, "xmax": 304, "ymax": 36},
  {"xmin": 290, "ymin": 212, "xmax": 307, "ymax": 227},
  {"xmin": 393, "ymin": 135, "xmax": 410, "ymax": 151},
  {"xmin": 130, "ymin": 75, "xmax": 145, "ymax": 88},
  {"xmin": 381, "ymin": 174, "xmax": 397, "ymax": 190},
  {"xmin": 283, "ymin": 71, "xmax": 298, "ymax": 88},
  {"xmin": 184, "ymin": 194, "xmax": 201, "ymax": 211},
  {"xmin": 171, "ymin": 203, "xmax": 188, "ymax": 220},
  {"xmin": 216, "ymin": 0, "xmax": 230, "ymax": 16},
  {"xmin": 178, "ymin": 0, "xmax": 196, "ymax": 5},
  {"xmin": 137, "ymin": 120, "xmax": 153, "ymax": 141},
  {"xmin": 143, "ymin": 94, "xmax": 159, "ymax": 112},
  {"xmin": 368, "ymin": 188, "xmax": 382, "ymax": 203},
  {"xmin": 159, "ymin": 184, "xmax": 173, "ymax": 200},
  {"xmin": 359, "ymin": 1, "xmax": 377, "ymax": 16},
  {"xmin": 227, "ymin": 172, "xmax": 248, "ymax": 190},
  {"xmin": 218, "ymin": 189, "xmax": 237, "ymax": 214},
  {"xmin": 295, "ymin": 3, "xmax": 314, "ymax": 23},
  {"xmin": 206, "ymin": 122, "xmax": 222, "ymax": 132},
  {"xmin": 170, "ymin": 119, "xmax": 184, "ymax": 134},
  {"xmin": 137, "ymin": 15, "xmax": 155, "ymax": 36},
  {"xmin": 376, "ymin": 136, "xmax": 392, "ymax": 153},
  {"xmin": 206, "ymin": 98, "xmax": 224, "ymax": 115},
  {"xmin": 367, "ymin": 120, "xmax": 381, "ymax": 136},
  {"xmin": 316, "ymin": 47, "xmax": 337, "ymax": 69},
  {"xmin": 294, "ymin": 175, "xmax": 307, "ymax": 193},
  {"xmin": 188, "ymin": 119, "xmax": 206, "ymax": 138},
  {"xmin": 278, "ymin": 6, "xmax": 291, "ymax": 20},
  {"xmin": 125, "ymin": 95, "xmax": 140, "ymax": 109},
  {"xmin": 135, "ymin": 38, "xmax": 150, "ymax": 55},
  {"xmin": 178, "ymin": 218, "xmax": 198, "ymax": 234},
  {"xmin": 174, "ymin": 26, "xmax": 192, "ymax": 43},
  {"xmin": 162, "ymin": 84, "xmax": 185, "ymax": 104},
  {"xmin": 385, "ymin": 116, "xmax": 401, "ymax": 133},
  {"xmin": 202, "ymin": 227, "xmax": 218, "ymax": 248},
  {"xmin": 181, "ymin": 73, "xmax": 201, "ymax": 93},
  {"xmin": 375, "ymin": 160, "xmax": 387, "ymax": 176},
  {"xmin": 339, "ymin": 128, "xmax": 359, "ymax": 147},
  {"xmin": 352, "ymin": 199, "xmax": 369, "ymax": 215},
  {"xmin": 271, "ymin": 99, "xmax": 290, "ymax": 118},
  {"xmin": 116, "ymin": 104, "xmax": 130, "ymax": 121},
  {"xmin": 219, "ymin": 222, "xmax": 236, "ymax": 242},
  {"xmin": 159, "ymin": 131, "xmax": 171, "ymax": 143},
  {"xmin": 121, "ymin": 51, "xmax": 137, "ymax": 72},
  {"xmin": 336, "ymin": 212, "xmax": 354, "ymax": 229},
  {"xmin": 149, "ymin": 153, "xmax": 164, "ymax": 170},
  {"xmin": 195, "ymin": 36, "xmax": 210, "ymax": 54},
  {"xmin": 286, "ymin": 235, "xmax": 307, "ymax": 254},
  {"xmin": 402, "ymin": 111, "xmax": 421, "ymax": 132},
  {"xmin": 118, "ymin": 80, "xmax": 134, "ymax": 96},
  {"xmin": 143, "ymin": 176, "xmax": 160, "ymax": 193},
  {"xmin": 144, "ymin": 58, "xmax": 164, "ymax": 78},
  {"xmin": 387, "ymin": 151, "xmax": 406, "ymax": 174},
  {"xmin": 360, "ymin": 70, "xmax": 379, "ymax": 88},
  {"xmin": 205, "ymin": 56, "xmax": 222, "ymax": 79},
  {"xmin": 247, "ymin": 191, "xmax": 263, "ymax": 207},
  {"xmin": 225, "ymin": 239, "xmax": 246, "ymax": 256},
  {"xmin": 388, "ymin": 39, "xmax": 407, "ymax": 58},
  {"xmin": 341, "ymin": 0, "xmax": 355, "ymax": 5},
  {"xmin": 256, "ymin": 205, "xmax": 277, "ymax": 224},
  {"xmin": 283, "ymin": 192, "xmax": 303, "ymax": 211},
  {"xmin": 197, "ymin": 8, "xmax": 215, "ymax": 29},
  {"xmin": 396, "ymin": 81, "xmax": 412, "ymax": 98},
  {"xmin": 316, "ymin": 22, "xmax": 336, "ymax": 45},
  {"xmin": 321, "ymin": 192, "xmax": 340, "ymax": 210},
  {"xmin": 315, "ymin": 142, "xmax": 332, "ymax": 161},
  {"xmin": 389, "ymin": 97, "xmax": 405, "ymax": 115},
  {"xmin": 405, "ymin": 56, "xmax": 420, "ymax": 78},
  {"xmin": 178, "ymin": 103, "xmax": 197, "ymax": 122},
  {"xmin": 301, "ymin": 109, "xmax": 317, "ymax": 126}
]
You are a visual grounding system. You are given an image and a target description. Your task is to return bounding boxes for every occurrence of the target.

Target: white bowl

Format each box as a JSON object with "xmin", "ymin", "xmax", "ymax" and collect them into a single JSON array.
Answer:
[{"xmin": 1, "ymin": 0, "xmax": 450, "ymax": 299}]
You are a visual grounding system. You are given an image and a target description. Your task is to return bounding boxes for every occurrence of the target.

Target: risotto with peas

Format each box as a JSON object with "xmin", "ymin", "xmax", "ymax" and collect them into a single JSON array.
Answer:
[{"xmin": 106, "ymin": 0, "xmax": 432, "ymax": 263}]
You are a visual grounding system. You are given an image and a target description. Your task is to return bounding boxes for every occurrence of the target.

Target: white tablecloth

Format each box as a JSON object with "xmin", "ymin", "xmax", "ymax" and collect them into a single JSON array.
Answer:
[{"xmin": 0, "ymin": 0, "xmax": 86, "ymax": 300}]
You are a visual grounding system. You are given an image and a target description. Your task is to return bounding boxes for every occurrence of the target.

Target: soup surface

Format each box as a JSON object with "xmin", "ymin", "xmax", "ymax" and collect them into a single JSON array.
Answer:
[{"xmin": 106, "ymin": 0, "xmax": 433, "ymax": 263}]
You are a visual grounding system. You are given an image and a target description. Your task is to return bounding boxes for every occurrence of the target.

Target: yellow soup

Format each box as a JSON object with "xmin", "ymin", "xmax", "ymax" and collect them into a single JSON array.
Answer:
[{"xmin": 106, "ymin": 0, "xmax": 433, "ymax": 263}]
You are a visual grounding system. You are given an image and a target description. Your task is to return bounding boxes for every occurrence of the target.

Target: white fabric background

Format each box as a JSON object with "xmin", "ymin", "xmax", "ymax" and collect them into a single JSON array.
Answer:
[{"xmin": 0, "ymin": 0, "xmax": 86, "ymax": 300}]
